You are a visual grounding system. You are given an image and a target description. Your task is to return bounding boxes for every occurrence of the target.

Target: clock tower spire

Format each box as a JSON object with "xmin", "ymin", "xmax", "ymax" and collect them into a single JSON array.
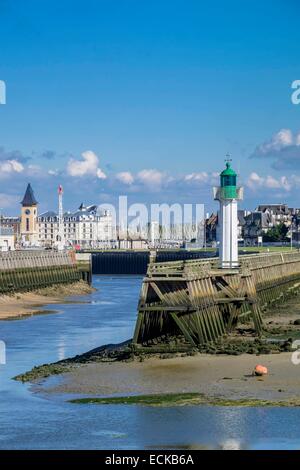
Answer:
[{"xmin": 20, "ymin": 183, "xmax": 38, "ymax": 246}]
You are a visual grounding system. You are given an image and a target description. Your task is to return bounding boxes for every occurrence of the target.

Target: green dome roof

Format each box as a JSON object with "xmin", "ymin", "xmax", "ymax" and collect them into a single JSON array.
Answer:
[{"xmin": 220, "ymin": 162, "xmax": 237, "ymax": 177}]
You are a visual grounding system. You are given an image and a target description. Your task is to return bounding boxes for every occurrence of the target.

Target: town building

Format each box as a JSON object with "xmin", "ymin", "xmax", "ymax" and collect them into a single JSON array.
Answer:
[
  {"xmin": 38, "ymin": 203, "xmax": 115, "ymax": 248},
  {"xmin": 243, "ymin": 211, "xmax": 271, "ymax": 245},
  {"xmin": 237, "ymin": 210, "xmax": 246, "ymax": 240},
  {"xmin": 205, "ymin": 213, "xmax": 218, "ymax": 245},
  {"xmin": 0, "ymin": 216, "xmax": 20, "ymax": 242},
  {"xmin": 256, "ymin": 204, "xmax": 291, "ymax": 227},
  {"xmin": 0, "ymin": 227, "xmax": 15, "ymax": 251}
]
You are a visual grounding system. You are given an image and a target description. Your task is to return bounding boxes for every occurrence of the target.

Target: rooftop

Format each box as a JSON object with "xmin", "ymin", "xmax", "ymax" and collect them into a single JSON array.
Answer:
[
  {"xmin": 220, "ymin": 162, "xmax": 237, "ymax": 177},
  {"xmin": 21, "ymin": 183, "xmax": 38, "ymax": 206}
]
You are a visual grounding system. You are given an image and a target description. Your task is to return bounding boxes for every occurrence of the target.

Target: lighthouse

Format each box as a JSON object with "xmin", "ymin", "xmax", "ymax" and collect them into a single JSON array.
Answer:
[{"xmin": 213, "ymin": 159, "xmax": 243, "ymax": 268}]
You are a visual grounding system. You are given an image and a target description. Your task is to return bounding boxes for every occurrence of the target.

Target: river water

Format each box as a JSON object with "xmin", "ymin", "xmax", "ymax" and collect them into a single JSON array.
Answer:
[{"xmin": 0, "ymin": 275, "xmax": 300, "ymax": 450}]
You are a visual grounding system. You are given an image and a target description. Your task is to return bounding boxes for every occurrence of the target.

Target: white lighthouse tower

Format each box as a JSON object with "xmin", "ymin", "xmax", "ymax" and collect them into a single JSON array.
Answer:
[{"xmin": 213, "ymin": 159, "xmax": 243, "ymax": 268}]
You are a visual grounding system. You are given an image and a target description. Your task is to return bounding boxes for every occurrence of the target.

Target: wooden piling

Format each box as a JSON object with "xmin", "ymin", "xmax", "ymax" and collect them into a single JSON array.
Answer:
[{"xmin": 133, "ymin": 251, "xmax": 300, "ymax": 350}]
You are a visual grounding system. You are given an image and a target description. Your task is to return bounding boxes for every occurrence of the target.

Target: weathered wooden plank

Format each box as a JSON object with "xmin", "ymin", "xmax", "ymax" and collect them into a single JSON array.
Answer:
[
  {"xmin": 170, "ymin": 312, "xmax": 197, "ymax": 347},
  {"xmin": 132, "ymin": 251, "xmax": 300, "ymax": 348}
]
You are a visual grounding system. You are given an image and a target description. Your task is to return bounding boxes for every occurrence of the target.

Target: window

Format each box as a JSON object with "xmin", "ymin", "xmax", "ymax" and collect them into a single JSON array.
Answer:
[
  {"xmin": 222, "ymin": 175, "xmax": 236, "ymax": 186},
  {"xmin": 26, "ymin": 218, "xmax": 29, "ymax": 231}
]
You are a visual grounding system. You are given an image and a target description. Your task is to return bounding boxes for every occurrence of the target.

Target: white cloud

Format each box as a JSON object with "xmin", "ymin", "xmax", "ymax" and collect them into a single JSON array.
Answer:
[
  {"xmin": 137, "ymin": 169, "xmax": 164, "ymax": 187},
  {"xmin": 246, "ymin": 172, "xmax": 292, "ymax": 192},
  {"xmin": 0, "ymin": 159, "xmax": 24, "ymax": 176},
  {"xmin": 262, "ymin": 129, "xmax": 293, "ymax": 152},
  {"xmin": 48, "ymin": 169, "xmax": 59, "ymax": 176},
  {"xmin": 246, "ymin": 172, "xmax": 263, "ymax": 190},
  {"xmin": 183, "ymin": 171, "xmax": 219, "ymax": 187},
  {"xmin": 264, "ymin": 175, "xmax": 282, "ymax": 189},
  {"xmin": 255, "ymin": 129, "xmax": 293, "ymax": 155},
  {"xmin": 281, "ymin": 176, "xmax": 292, "ymax": 191},
  {"xmin": 250, "ymin": 128, "xmax": 300, "ymax": 169},
  {"xmin": 67, "ymin": 151, "xmax": 107, "ymax": 179},
  {"xmin": 9, "ymin": 160, "xmax": 24, "ymax": 172},
  {"xmin": 96, "ymin": 168, "xmax": 107, "ymax": 179},
  {"xmin": 184, "ymin": 172, "xmax": 209, "ymax": 183},
  {"xmin": 116, "ymin": 171, "xmax": 134, "ymax": 185}
]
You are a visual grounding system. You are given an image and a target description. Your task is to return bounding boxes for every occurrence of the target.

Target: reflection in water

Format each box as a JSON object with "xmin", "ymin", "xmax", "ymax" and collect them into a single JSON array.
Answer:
[
  {"xmin": 219, "ymin": 439, "xmax": 242, "ymax": 450},
  {"xmin": 0, "ymin": 275, "xmax": 300, "ymax": 449},
  {"xmin": 57, "ymin": 337, "xmax": 66, "ymax": 361}
]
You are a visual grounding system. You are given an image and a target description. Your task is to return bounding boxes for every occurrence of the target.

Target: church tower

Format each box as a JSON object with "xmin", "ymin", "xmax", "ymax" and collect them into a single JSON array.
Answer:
[{"xmin": 20, "ymin": 183, "xmax": 38, "ymax": 245}]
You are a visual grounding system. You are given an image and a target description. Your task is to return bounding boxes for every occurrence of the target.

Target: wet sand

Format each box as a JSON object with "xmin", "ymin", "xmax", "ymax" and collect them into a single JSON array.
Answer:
[
  {"xmin": 40, "ymin": 351, "xmax": 300, "ymax": 403},
  {"xmin": 0, "ymin": 281, "xmax": 94, "ymax": 320},
  {"xmin": 24, "ymin": 290, "xmax": 300, "ymax": 405}
]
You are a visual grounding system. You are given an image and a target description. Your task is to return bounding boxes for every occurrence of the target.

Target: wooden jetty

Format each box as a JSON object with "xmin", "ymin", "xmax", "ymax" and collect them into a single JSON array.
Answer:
[{"xmin": 133, "ymin": 251, "xmax": 300, "ymax": 351}]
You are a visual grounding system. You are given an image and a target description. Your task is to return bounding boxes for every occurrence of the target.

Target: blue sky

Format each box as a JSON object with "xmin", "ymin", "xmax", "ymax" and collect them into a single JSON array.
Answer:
[{"xmin": 0, "ymin": 0, "xmax": 300, "ymax": 215}]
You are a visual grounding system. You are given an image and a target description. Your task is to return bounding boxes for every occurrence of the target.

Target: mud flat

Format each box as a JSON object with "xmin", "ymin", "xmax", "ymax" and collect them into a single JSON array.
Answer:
[
  {"xmin": 14, "ymin": 337, "xmax": 300, "ymax": 407},
  {"xmin": 30, "ymin": 351, "xmax": 300, "ymax": 405},
  {"xmin": 14, "ymin": 294, "xmax": 300, "ymax": 406},
  {"xmin": 0, "ymin": 280, "xmax": 94, "ymax": 320}
]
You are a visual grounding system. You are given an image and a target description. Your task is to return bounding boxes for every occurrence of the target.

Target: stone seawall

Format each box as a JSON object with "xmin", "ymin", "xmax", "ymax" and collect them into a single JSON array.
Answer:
[{"xmin": 0, "ymin": 251, "xmax": 84, "ymax": 294}]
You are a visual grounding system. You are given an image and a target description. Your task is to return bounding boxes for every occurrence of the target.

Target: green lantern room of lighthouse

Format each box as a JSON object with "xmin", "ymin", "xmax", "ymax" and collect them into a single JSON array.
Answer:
[{"xmin": 220, "ymin": 161, "xmax": 237, "ymax": 199}]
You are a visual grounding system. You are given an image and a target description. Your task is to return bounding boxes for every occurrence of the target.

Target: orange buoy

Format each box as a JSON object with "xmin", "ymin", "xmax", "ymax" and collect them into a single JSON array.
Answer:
[{"xmin": 254, "ymin": 364, "xmax": 268, "ymax": 376}]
